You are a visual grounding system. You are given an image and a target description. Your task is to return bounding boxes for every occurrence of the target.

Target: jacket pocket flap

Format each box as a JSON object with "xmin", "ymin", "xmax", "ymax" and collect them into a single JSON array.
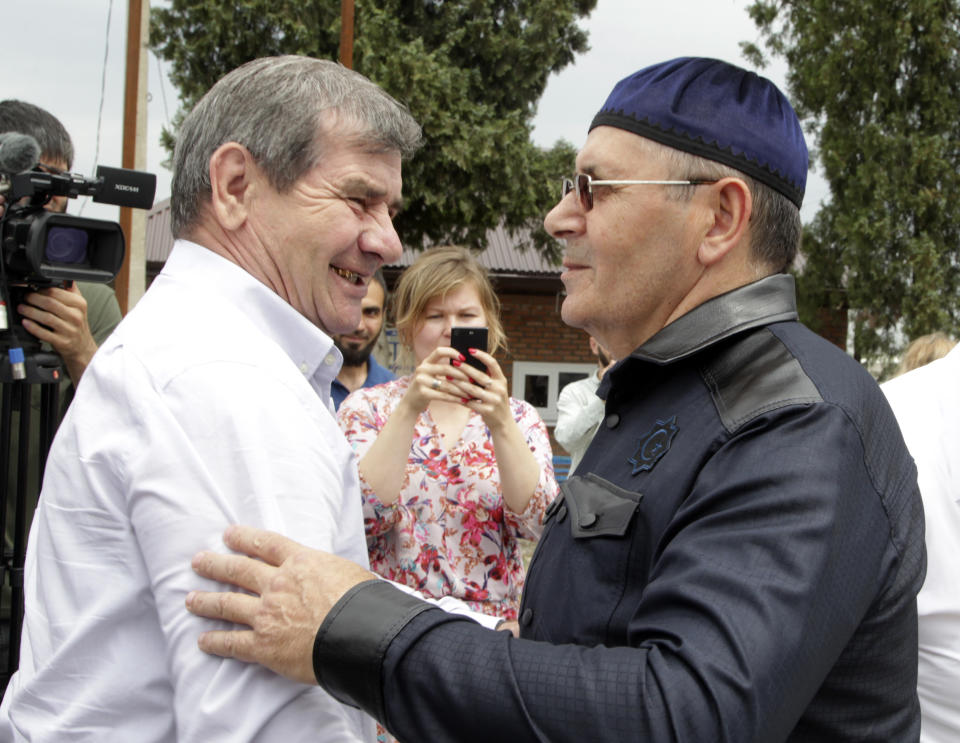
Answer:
[{"xmin": 561, "ymin": 473, "xmax": 642, "ymax": 538}]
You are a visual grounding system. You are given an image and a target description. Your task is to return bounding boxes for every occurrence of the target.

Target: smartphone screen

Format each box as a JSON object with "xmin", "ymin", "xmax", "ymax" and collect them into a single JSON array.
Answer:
[{"xmin": 450, "ymin": 327, "xmax": 488, "ymax": 375}]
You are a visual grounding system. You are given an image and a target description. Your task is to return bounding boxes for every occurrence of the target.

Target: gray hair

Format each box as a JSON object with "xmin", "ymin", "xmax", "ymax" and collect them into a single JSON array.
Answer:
[
  {"xmin": 0, "ymin": 99, "xmax": 75, "ymax": 170},
  {"xmin": 170, "ymin": 56, "xmax": 422, "ymax": 237},
  {"xmin": 651, "ymin": 141, "xmax": 802, "ymax": 273}
]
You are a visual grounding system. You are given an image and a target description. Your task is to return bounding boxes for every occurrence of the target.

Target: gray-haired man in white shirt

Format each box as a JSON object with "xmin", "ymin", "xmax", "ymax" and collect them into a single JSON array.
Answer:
[{"xmin": 1, "ymin": 56, "xmax": 422, "ymax": 742}]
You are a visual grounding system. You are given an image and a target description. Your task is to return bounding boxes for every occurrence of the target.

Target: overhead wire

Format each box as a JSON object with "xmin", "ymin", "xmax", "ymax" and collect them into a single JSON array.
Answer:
[{"xmin": 80, "ymin": 0, "xmax": 115, "ymax": 216}]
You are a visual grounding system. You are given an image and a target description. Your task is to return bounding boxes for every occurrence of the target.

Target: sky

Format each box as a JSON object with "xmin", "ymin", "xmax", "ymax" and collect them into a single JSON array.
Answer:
[{"xmin": 2, "ymin": 0, "xmax": 828, "ymax": 224}]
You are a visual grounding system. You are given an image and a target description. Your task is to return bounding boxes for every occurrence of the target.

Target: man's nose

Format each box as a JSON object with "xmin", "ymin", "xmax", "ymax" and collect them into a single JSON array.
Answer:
[
  {"xmin": 360, "ymin": 210, "xmax": 403, "ymax": 266},
  {"xmin": 544, "ymin": 191, "xmax": 584, "ymax": 240}
]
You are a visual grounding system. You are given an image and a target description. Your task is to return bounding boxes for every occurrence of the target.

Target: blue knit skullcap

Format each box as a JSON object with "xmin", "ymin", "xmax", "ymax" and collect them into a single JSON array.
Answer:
[{"xmin": 590, "ymin": 57, "xmax": 808, "ymax": 208}]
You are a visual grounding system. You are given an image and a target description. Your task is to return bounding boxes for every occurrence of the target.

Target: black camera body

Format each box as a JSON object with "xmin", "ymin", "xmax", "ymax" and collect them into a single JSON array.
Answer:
[{"xmin": 2, "ymin": 165, "xmax": 156, "ymax": 286}]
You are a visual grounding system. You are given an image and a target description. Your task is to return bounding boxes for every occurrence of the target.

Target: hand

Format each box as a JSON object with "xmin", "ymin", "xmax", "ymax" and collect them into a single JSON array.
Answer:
[
  {"xmin": 449, "ymin": 348, "xmax": 513, "ymax": 432},
  {"xmin": 186, "ymin": 525, "xmax": 376, "ymax": 686},
  {"xmin": 403, "ymin": 346, "xmax": 475, "ymax": 412},
  {"xmin": 18, "ymin": 282, "xmax": 98, "ymax": 383}
]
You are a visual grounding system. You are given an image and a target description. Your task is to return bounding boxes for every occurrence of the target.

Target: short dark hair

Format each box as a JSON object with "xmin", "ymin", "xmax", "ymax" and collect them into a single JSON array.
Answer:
[{"xmin": 0, "ymin": 99, "xmax": 74, "ymax": 170}]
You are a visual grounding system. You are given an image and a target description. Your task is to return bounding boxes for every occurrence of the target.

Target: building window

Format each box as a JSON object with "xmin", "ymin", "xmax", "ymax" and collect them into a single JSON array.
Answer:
[{"xmin": 511, "ymin": 361, "xmax": 596, "ymax": 425}]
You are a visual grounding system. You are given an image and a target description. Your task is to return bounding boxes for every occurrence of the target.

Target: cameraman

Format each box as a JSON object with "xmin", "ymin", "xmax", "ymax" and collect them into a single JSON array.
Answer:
[{"xmin": 0, "ymin": 100, "xmax": 122, "ymax": 395}]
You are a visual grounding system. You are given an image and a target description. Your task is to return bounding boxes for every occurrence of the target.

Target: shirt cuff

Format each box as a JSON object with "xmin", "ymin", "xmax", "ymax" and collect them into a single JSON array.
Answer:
[{"xmin": 313, "ymin": 579, "xmax": 434, "ymax": 721}]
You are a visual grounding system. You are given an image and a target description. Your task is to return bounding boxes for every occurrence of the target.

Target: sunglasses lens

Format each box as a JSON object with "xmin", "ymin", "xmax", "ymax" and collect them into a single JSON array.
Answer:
[
  {"xmin": 576, "ymin": 174, "xmax": 593, "ymax": 211},
  {"xmin": 562, "ymin": 177, "xmax": 574, "ymax": 199}
]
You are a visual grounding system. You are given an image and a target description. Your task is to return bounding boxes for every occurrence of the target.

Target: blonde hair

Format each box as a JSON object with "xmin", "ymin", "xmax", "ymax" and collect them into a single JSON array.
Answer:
[
  {"xmin": 392, "ymin": 245, "xmax": 506, "ymax": 355},
  {"xmin": 895, "ymin": 332, "xmax": 957, "ymax": 376}
]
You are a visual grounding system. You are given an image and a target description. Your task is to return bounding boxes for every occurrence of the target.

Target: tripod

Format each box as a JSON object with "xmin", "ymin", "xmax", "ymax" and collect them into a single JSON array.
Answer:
[{"xmin": 0, "ymin": 344, "xmax": 61, "ymax": 691}]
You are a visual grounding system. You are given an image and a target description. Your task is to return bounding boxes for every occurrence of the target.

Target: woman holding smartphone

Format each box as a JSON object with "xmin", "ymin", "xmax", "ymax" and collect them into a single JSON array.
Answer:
[{"xmin": 337, "ymin": 245, "xmax": 557, "ymax": 623}]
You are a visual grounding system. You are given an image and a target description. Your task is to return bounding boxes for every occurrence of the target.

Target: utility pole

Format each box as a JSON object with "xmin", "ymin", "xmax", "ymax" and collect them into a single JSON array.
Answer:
[
  {"xmin": 116, "ymin": 0, "xmax": 150, "ymax": 313},
  {"xmin": 339, "ymin": 0, "xmax": 355, "ymax": 69}
]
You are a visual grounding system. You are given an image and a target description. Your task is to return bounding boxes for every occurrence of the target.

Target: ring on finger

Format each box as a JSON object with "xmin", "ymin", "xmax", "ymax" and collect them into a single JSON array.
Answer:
[{"xmin": 432, "ymin": 378, "xmax": 441, "ymax": 390}]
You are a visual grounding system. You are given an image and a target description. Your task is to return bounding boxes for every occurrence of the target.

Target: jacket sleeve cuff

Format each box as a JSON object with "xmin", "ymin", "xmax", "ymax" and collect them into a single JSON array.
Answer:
[{"xmin": 313, "ymin": 578, "xmax": 434, "ymax": 721}]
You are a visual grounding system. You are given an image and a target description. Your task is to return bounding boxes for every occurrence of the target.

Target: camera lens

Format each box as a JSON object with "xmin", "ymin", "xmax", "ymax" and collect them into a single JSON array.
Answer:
[{"xmin": 44, "ymin": 226, "xmax": 89, "ymax": 264}]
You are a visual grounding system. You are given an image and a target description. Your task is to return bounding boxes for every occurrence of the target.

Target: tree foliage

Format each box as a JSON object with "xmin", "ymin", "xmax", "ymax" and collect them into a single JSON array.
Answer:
[
  {"xmin": 743, "ymin": 1, "xmax": 960, "ymax": 365},
  {"xmin": 151, "ymin": 0, "xmax": 597, "ymax": 261}
]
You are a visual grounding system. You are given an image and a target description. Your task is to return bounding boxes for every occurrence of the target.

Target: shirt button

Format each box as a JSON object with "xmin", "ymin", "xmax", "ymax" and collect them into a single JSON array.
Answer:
[
  {"xmin": 520, "ymin": 608, "xmax": 534, "ymax": 627},
  {"xmin": 605, "ymin": 413, "xmax": 620, "ymax": 428},
  {"xmin": 580, "ymin": 512, "xmax": 597, "ymax": 528},
  {"xmin": 323, "ymin": 354, "xmax": 337, "ymax": 366},
  {"xmin": 299, "ymin": 362, "xmax": 309, "ymax": 374},
  {"xmin": 557, "ymin": 504, "xmax": 568, "ymax": 523}
]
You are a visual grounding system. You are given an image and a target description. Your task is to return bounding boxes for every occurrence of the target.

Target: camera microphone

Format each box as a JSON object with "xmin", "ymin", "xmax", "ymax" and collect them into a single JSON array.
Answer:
[{"xmin": 0, "ymin": 132, "xmax": 41, "ymax": 176}]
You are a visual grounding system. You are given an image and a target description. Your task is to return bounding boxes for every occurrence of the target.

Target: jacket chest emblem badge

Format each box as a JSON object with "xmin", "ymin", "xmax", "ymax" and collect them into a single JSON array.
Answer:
[{"xmin": 629, "ymin": 415, "xmax": 679, "ymax": 475}]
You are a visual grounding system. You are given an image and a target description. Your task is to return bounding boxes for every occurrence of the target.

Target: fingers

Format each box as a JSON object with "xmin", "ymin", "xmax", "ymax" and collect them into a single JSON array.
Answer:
[
  {"xmin": 25, "ymin": 285, "xmax": 87, "ymax": 312},
  {"xmin": 18, "ymin": 287, "xmax": 87, "ymax": 336},
  {"xmin": 453, "ymin": 355, "xmax": 503, "ymax": 395},
  {"xmin": 221, "ymin": 524, "xmax": 303, "ymax": 567},
  {"xmin": 191, "ymin": 549, "xmax": 276, "ymax": 594},
  {"xmin": 185, "ymin": 588, "xmax": 262, "ymax": 625},
  {"xmin": 195, "ymin": 628, "xmax": 259, "ymax": 662},
  {"xmin": 411, "ymin": 350, "xmax": 474, "ymax": 403},
  {"xmin": 464, "ymin": 348, "xmax": 503, "ymax": 381},
  {"xmin": 18, "ymin": 308, "xmax": 68, "ymax": 337}
]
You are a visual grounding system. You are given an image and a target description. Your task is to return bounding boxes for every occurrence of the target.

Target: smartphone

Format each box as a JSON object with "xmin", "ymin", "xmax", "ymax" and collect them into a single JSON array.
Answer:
[{"xmin": 450, "ymin": 327, "xmax": 488, "ymax": 376}]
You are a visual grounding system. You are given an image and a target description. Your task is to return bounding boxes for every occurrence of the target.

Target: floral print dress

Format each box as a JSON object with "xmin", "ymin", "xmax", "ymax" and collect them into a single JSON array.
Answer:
[{"xmin": 337, "ymin": 375, "xmax": 558, "ymax": 619}]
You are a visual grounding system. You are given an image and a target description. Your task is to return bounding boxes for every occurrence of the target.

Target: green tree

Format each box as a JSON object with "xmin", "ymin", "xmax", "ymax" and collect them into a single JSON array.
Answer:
[
  {"xmin": 151, "ymin": 0, "xmax": 597, "ymax": 261},
  {"xmin": 743, "ymin": 1, "xmax": 960, "ymax": 366}
]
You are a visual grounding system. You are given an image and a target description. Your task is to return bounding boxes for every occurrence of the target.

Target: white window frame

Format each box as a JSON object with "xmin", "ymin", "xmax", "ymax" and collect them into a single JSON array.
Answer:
[{"xmin": 511, "ymin": 361, "xmax": 596, "ymax": 425}]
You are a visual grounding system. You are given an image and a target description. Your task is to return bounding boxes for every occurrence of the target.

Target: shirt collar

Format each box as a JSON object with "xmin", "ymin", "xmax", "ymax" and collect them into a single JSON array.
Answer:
[
  {"xmin": 632, "ymin": 273, "xmax": 798, "ymax": 366},
  {"xmin": 164, "ymin": 240, "xmax": 343, "ymax": 400}
]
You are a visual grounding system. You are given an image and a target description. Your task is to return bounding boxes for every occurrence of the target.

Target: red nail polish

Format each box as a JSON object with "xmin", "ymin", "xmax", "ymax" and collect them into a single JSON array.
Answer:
[
  {"xmin": 457, "ymin": 353, "xmax": 466, "ymax": 361},
  {"xmin": 461, "ymin": 398, "xmax": 470, "ymax": 403},
  {"xmin": 452, "ymin": 359, "xmax": 462, "ymax": 367},
  {"xmin": 468, "ymin": 348, "xmax": 478, "ymax": 355}
]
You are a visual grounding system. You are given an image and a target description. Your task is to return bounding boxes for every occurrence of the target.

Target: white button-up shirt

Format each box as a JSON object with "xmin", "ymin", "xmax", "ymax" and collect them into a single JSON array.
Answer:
[
  {"xmin": 883, "ymin": 345, "xmax": 960, "ymax": 743},
  {"xmin": 0, "ymin": 240, "xmax": 374, "ymax": 742}
]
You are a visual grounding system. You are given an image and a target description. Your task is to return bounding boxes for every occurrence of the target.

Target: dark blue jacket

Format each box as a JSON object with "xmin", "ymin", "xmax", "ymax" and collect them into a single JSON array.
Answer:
[{"xmin": 314, "ymin": 274, "xmax": 925, "ymax": 742}]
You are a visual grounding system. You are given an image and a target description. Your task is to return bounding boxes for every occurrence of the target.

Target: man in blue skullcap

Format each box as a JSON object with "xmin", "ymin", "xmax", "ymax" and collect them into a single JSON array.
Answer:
[{"xmin": 183, "ymin": 58, "xmax": 925, "ymax": 741}]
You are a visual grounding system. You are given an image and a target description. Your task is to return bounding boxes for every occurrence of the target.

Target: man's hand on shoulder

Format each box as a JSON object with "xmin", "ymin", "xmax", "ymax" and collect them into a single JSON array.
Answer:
[
  {"xmin": 18, "ymin": 281, "xmax": 98, "ymax": 383},
  {"xmin": 187, "ymin": 525, "xmax": 376, "ymax": 686}
]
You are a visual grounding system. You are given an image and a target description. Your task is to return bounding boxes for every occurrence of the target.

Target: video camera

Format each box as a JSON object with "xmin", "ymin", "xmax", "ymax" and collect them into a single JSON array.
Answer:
[{"xmin": 0, "ymin": 132, "xmax": 156, "ymax": 287}]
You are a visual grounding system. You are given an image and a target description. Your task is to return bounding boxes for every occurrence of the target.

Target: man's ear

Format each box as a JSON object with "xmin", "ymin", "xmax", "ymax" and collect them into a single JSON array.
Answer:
[
  {"xmin": 207, "ymin": 142, "xmax": 254, "ymax": 232},
  {"xmin": 698, "ymin": 177, "xmax": 752, "ymax": 267}
]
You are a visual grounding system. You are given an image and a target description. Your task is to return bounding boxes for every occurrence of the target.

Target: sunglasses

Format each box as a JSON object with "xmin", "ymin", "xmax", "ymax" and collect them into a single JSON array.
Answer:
[{"xmin": 561, "ymin": 173, "xmax": 717, "ymax": 211}]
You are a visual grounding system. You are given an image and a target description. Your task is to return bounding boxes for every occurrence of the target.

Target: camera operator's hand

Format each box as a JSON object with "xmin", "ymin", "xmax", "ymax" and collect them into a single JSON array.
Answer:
[{"xmin": 19, "ymin": 282, "xmax": 99, "ymax": 384}]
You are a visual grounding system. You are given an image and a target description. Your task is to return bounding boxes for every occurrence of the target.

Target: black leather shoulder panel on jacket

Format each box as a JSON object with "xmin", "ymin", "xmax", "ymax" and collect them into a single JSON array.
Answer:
[{"xmin": 701, "ymin": 327, "xmax": 822, "ymax": 433}]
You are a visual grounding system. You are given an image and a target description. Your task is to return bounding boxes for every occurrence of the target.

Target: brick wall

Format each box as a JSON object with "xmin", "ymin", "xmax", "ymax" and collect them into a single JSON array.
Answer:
[
  {"xmin": 497, "ymin": 291, "xmax": 597, "ymax": 457},
  {"xmin": 497, "ymin": 292, "xmax": 595, "ymax": 385}
]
